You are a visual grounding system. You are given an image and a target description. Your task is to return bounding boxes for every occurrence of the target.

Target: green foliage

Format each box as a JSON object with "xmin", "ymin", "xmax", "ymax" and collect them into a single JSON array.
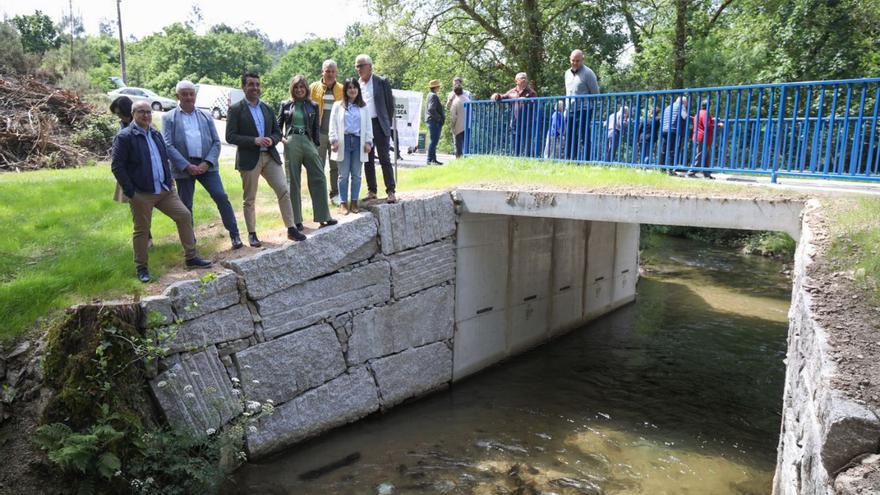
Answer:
[
  {"xmin": 742, "ymin": 232, "xmax": 796, "ymax": 260},
  {"xmin": 0, "ymin": 21, "xmax": 29, "ymax": 73},
  {"xmin": 263, "ymin": 37, "xmax": 341, "ymax": 108},
  {"xmin": 35, "ymin": 406, "xmax": 125, "ymax": 483},
  {"xmin": 11, "ymin": 10, "xmax": 60, "ymax": 55},
  {"xmin": 72, "ymin": 113, "xmax": 118, "ymax": 155}
]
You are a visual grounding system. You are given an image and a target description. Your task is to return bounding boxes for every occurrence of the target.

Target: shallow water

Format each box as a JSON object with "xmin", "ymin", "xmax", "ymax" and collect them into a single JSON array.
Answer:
[{"xmin": 225, "ymin": 235, "xmax": 791, "ymax": 495}]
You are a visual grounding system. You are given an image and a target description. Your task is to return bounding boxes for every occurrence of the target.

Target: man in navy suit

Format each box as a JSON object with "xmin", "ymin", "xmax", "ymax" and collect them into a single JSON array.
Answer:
[
  {"xmin": 355, "ymin": 54, "xmax": 398, "ymax": 204},
  {"xmin": 225, "ymin": 71, "xmax": 303, "ymax": 246},
  {"xmin": 111, "ymin": 100, "xmax": 212, "ymax": 283}
]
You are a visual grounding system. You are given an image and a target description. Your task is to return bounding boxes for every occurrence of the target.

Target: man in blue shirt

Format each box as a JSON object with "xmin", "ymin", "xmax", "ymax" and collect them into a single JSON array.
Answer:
[{"xmin": 111, "ymin": 100, "xmax": 212, "ymax": 283}]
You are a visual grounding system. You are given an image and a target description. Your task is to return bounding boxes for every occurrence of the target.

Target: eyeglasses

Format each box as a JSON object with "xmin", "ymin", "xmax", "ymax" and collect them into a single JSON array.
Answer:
[{"xmin": 133, "ymin": 110, "xmax": 152, "ymax": 115}]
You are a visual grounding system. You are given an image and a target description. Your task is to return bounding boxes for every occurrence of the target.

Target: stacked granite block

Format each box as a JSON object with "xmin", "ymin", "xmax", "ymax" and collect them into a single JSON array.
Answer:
[{"xmin": 141, "ymin": 193, "xmax": 458, "ymax": 457}]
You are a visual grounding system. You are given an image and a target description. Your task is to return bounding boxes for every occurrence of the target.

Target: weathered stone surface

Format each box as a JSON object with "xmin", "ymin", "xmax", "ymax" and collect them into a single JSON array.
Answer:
[
  {"xmin": 165, "ymin": 270, "xmax": 240, "ymax": 322},
  {"xmin": 369, "ymin": 193, "xmax": 455, "ymax": 255},
  {"xmin": 257, "ymin": 262, "xmax": 391, "ymax": 339},
  {"xmin": 150, "ymin": 346, "xmax": 241, "ymax": 438},
  {"xmin": 834, "ymin": 454, "xmax": 880, "ymax": 495},
  {"xmin": 236, "ymin": 324, "xmax": 346, "ymax": 405},
  {"xmin": 347, "ymin": 286, "xmax": 454, "ymax": 366},
  {"xmin": 819, "ymin": 391, "xmax": 880, "ymax": 475},
  {"xmin": 370, "ymin": 342, "xmax": 452, "ymax": 408},
  {"xmin": 165, "ymin": 304, "xmax": 254, "ymax": 354},
  {"xmin": 140, "ymin": 295, "xmax": 175, "ymax": 327},
  {"xmin": 246, "ymin": 367, "xmax": 379, "ymax": 458},
  {"xmin": 227, "ymin": 215, "xmax": 379, "ymax": 299},
  {"xmin": 389, "ymin": 240, "xmax": 455, "ymax": 298}
]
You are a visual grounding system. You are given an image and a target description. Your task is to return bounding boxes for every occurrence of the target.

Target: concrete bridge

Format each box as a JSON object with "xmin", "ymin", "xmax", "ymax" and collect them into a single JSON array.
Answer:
[{"xmin": 129, "ymin": 189, "xmax": 875, "ymax": 495}]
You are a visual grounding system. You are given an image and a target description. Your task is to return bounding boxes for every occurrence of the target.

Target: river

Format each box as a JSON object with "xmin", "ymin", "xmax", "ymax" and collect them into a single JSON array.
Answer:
[{"xmin": 225, "ymin": 234, "xmax": 791, "ymax": 494}]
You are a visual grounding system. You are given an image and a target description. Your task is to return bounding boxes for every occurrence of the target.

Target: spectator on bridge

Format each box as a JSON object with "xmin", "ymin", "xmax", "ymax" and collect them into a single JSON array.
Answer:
[
  {"xmin": 445, "ymin": 76, "xmax": 472, "ymax": 110},
  {"xmin": 660, "ymin": 95, "xmax": 689, "ymax": 175},
  {"xmin": 544, "ymin": 100, "xmax": 566, "ymax": 159},
  {"xmin": 604, "ymin": 106, "xmax": 629, "ymax": 160},
  {"xmin": 278, "ymin": 75, "xmax": 336, "ymax": 231},
  {"xmin": 329, "ymin": 78, "xmax": 373, "ymax": 215},
  {"xmin": 492, "ymin": 72, "xmax": 538, "ymax": 157},
  {"xmin": 356, "ymin": 54, "xmax": 398, "ymax": 204},
  {"xmin": 637, "ymin": 107, "xmax": 662, "ymax": 163},
  {"xmin": 449, "ymin": 86, "xmax": 469, "ymax": 158},
  {"xmin": 162, "ymin": 80, "xmax": 243, "ymax": 250},
  {"xmin": 564, "ymin": 49, "xmax": 600, "ymax": 161},
  {"xmin": 689, "ymin": 98, "xmax": 723, "ymax": 179}
]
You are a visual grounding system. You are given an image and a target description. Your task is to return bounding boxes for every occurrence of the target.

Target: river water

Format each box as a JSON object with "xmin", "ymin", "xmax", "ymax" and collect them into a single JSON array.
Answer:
[{"xmin": 226, "ymin": 234, "xmax": 791, "ymax": 495}]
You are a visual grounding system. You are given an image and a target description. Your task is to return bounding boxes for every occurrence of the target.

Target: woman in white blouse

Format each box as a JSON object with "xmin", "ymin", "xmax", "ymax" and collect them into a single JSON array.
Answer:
[{"xmin": 329, "ymin": 78, "xmax": 374, "ymax": 214}]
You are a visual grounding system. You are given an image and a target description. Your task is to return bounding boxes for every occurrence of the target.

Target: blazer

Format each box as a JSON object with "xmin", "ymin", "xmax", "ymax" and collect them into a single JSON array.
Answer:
[
  {"xmin": 161, "ymin": 107, "xmax": 222, "ymax": 179},
  {"xmin": 111, "ymin": 123, "xmax": 175, "ymax": 198},
  {"xmin": 277, "ymin": 99, "xmax": 320, "ymax": 148},
  {"xmin": 225, "ymin": 99, "xmax": 282, "ymax": 171},
  {"xmin": 328, "ymin": 101, "xmax": 374, "ymax": 163},
  {"xmin": 365, "ymin": 74, "xmax": 395, "ymax": 137}
]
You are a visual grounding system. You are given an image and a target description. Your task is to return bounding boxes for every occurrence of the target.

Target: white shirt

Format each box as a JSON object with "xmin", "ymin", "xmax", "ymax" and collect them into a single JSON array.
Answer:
[
  {"xmin": 179, "ymin": 110, "xmax": 203, "ymax": 158},
  {"xmin": 359, "ymin": 76, "xmax": 377, "ymax": 119}
]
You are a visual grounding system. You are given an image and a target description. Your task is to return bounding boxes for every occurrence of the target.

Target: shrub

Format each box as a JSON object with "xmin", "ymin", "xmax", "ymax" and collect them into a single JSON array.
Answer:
[{"xmin": 72, "ymin": 113, "xmax": 117, "ymax": 156}]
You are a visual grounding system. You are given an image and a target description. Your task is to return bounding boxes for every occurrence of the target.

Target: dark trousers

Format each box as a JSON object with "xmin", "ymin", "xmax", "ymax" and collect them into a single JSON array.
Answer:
[
  {"xmin": 365, "ymin": 117, "xmax": 396, "ymax": 194},
  {"xmin": 566, "ymin": 107, "xmax": 592, "ymax": 161},
  {"xmin": 427, "ymin": 120, "xmax": 442, "ymax": 162},
  {"xmin": 454, "ymin": 131, "xmax": 464, "ymax": 157},
  {"xmin": 175, "ymin": 165, "xmax": 239, "ymax": 237},
  {"xmin": 660, "ymin": 130, "xmax": 681, "ymax": 168}
]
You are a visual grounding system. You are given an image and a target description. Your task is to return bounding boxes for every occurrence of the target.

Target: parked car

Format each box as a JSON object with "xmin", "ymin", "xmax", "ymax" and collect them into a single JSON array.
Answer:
[
  {"xmin": 107, "ymin": 87, "xmax": 177, "ymax": 111},
  {"xmin": 194, "ymin": 84, "xmax": 244, "ymax": 119}
]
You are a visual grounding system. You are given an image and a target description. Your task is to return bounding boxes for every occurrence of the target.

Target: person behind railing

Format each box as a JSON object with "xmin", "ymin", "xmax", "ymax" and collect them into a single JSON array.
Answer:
[
  {"xmin": 449, "ymin": 86, "xmax": 469, "ymax": 158},
  {"xmin": 660, "ymin": 96, "xmax": 689, "ymax": 175},
  {"xmin": 544, "ymin": 100, "xmax": 566, "ymax": 159},
  {"xmin": 445, "ymin": 76, "xmax": 472, "ymax": 110},
  {"xmin": 688, "ymin": 98, "xmax": 723, "ymax": 179},
  {"xmin": 564, "ymin": 49, "xmax": 600, "ymax": 161},
  {"xmin": 637, "ymin": 107, "xmax": 662, "ymax": 163},
  {"xmin": 491, "ymin": 72, "xmax": 538, "ymax": 157},
  {"xmin": 604, "ymin": 106, "xmax": 629, "ymax": 160}
]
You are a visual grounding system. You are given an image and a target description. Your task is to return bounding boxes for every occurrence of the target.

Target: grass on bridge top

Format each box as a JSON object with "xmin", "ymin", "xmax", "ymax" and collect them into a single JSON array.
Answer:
[{"xmin": 0, "ymin": 156, "xmax": 875, "ymax": 342}]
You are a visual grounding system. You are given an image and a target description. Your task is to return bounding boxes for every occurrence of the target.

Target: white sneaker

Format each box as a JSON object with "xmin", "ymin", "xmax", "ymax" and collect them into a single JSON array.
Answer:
[{"xmin": 331, "ymin": 195, "xmax": 341, "ymax": 206}]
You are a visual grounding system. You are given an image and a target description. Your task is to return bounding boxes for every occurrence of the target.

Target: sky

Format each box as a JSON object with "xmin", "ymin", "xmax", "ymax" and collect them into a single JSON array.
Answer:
[{"xmin": 1, "ymin": 0, "xmax": 371, "ymax": 43}]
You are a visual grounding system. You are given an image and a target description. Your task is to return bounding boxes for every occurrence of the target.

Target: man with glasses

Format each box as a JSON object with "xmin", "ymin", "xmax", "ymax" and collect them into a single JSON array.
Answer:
[
  {"xmin": 355, "ymin": 54, "xmax": 397, "ymax": 204},
  {"xmin": 111, "ymin": 100, "xmax": 212, "ymax": 283},
  {"xmin": 226, "ymin": 71, "xmax": 301, "ymax": 247}
]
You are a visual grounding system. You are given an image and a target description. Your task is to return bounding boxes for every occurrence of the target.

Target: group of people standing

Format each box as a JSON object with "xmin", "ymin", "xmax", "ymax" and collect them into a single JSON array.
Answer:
[
  {"xmin": 109, "ymin": 54, "xmax": 398, "ymax": 282},
  {"xmin": 424, "ymin": 76, "xmax": 472, "ymax": 162}
]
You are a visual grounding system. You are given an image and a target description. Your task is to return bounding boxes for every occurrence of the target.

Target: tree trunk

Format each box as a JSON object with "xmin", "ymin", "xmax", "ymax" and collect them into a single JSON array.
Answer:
[
  {"xmin": 673, "ymin": 0, "xmax": 688, "ymax": 88},
  {"xmin": 522, "ymin": 0, "xmax": 545, "ymax": 90}
]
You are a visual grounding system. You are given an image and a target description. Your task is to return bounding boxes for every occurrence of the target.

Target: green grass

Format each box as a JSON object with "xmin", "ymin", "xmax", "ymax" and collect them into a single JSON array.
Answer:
[
  {"xmin": 826, "ymin": 197, "xmax": 880, "ymax": 301},
  {"xmin": 0, "ymin": 161, "xmax": 297, "ymax": 342},
  {"xmin": 397, "ymin": 156, "xmax": 796, "ymax": 197}
]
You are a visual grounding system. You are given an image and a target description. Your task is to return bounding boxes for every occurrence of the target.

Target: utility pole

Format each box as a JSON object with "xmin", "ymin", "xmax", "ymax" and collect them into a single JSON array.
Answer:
[
  {"xmin": 116, "ymin": 0, "xmax": 127, "ymax": 83},
  {"xmin": 68, "ymin": 0, "xmax": 74, "ymax": 71}
]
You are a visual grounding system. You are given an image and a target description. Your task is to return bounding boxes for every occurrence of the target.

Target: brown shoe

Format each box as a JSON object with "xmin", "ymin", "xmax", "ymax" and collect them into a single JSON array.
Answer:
[
  {"xmin": 350, "ymin": 200, "xmax": 359, "ymax": 214},
  {"xmin": 339, "ymin": 202, "xmax": 349, "ymax": 215},
  {"xmin": 364, "ymin": 191, "xmax": 378, "ymax": 201},
  {"xmin": 386, "ymin": 192, "xmax": 397, "ymax": 204}
]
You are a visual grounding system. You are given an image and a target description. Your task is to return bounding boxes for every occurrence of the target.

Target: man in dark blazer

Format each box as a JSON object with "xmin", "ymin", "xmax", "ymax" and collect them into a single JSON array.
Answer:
[
  {"xmin": 226, "ymin": 71, "xmax": 304, "ymax": 246},
  {"xmin": 355, "ymin": 54, "xmax": 397, "ymax": 203},
  {"xmin": 111, "ymin": 100, "xmax": 212, "ymax": 283}
]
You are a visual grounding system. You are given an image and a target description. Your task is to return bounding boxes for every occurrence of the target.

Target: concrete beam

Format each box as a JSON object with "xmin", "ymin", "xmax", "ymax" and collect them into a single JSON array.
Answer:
[{"xmin": 456, "ymin": 189, "xmax": 805, "ymax": 238}]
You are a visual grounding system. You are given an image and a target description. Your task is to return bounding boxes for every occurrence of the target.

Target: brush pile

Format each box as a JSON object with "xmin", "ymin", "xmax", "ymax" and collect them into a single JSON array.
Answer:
[{"xmin": 0, "ymin": 74, "xmax": 99, "ymax": 171}]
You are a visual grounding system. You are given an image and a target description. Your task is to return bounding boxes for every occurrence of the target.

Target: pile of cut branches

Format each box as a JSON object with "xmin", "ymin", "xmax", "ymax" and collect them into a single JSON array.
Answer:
[{"xmin": 0, "ymin": 74, "xmax": 99, "ymax": 171}]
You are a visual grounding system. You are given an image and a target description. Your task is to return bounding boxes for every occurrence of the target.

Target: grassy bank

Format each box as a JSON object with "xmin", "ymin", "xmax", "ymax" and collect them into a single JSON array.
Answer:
[
  {"xmin": 0, "ymin": 163, "xmax": 293, "ymax": 341},
  {"xmin": 825, "ymin": 197, "xmax": 880, "ymax": 302}
]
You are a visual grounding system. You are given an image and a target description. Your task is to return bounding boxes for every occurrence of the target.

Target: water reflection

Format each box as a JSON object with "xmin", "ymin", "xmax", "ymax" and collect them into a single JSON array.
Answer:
[{"xmin": 225, "ymin": 235, "xmax": 790, "ymax": 495}]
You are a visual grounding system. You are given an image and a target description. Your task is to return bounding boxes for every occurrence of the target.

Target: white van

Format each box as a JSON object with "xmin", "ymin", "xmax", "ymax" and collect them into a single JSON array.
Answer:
[{"xmin": 195, "ymin": 84, "xmax": 245, "ymax": 120}]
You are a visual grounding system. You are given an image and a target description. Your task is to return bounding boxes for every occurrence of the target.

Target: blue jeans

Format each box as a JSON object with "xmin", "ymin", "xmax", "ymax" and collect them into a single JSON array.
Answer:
[
  {"xmin": 175, "ymin": 169, "xmax": 239, "ymax": 236},
  {"xmin": 427, "ymin": 120, "xmax": 442, "ymax": 162},
  {"xmin": 338, "ymin": 134, "xmax": 362, "ymax": 204}
]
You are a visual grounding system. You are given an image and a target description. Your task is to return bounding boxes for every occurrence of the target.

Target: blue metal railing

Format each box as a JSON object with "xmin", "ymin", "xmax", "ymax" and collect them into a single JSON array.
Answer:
[{"xmin": 463, "ymin": 78, "xmax": 880, "ymax": 181}]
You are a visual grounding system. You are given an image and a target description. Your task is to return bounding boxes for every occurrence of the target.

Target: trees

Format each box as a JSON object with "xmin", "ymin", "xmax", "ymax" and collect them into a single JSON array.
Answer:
[{"xmin": 10, "ymin": 11, "xmax": 60, "ymax": 55}]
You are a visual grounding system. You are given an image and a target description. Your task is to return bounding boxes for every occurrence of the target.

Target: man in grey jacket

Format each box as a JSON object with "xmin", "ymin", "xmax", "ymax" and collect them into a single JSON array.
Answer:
[{"xmin": 163, "ymin": 80, "xmax": 243, "ymax": 250}]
